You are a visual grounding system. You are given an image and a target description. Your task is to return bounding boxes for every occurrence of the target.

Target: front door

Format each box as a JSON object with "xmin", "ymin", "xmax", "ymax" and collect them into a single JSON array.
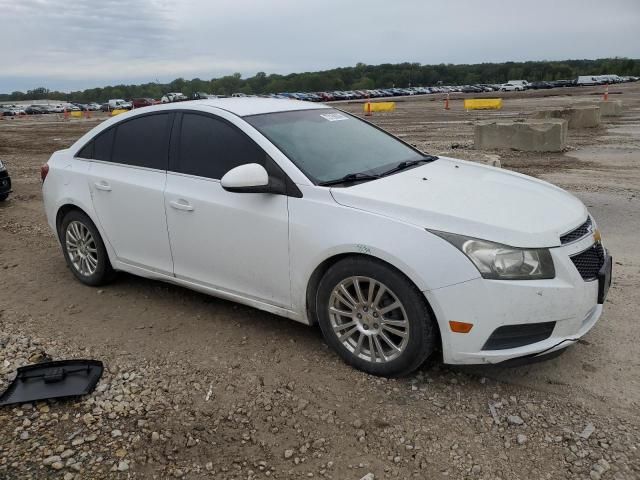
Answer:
[{"xmin": 164, "ymin": 112, "xmax": 291, "ymax": 307}]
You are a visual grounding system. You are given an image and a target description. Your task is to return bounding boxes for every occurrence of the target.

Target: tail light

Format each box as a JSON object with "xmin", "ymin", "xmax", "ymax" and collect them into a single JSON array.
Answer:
[{"xmin": 40, "ymin": 164, "xmax": 49, "ymax": 183}]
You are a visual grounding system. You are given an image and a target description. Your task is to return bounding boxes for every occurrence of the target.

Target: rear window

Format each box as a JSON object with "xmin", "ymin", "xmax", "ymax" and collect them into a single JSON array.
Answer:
[
  {"xmin": 111, "ymin": 114, "xmax": 171, "ymax": 169},
  {"xmin": 94, "ymin": 128, "xmax": 115, "ymax": 162},
  {"xmin": 76, "ymin": 141, "xmax": 94, "ymax": 159}
]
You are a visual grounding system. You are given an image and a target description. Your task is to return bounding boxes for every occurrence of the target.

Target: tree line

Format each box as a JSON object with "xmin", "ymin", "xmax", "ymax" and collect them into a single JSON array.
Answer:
[{"xmin": 2, "ymin": 58, "xmax": 638, "ymax": 103}]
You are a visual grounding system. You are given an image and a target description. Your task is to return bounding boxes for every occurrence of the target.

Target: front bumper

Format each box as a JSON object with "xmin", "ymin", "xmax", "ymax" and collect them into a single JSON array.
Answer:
[
  {"xmin": 0, "ymin": 170, "xmax": 11, "ymax": 195},
  {"xmin": 425, "ymin": 235, "xmax": 610, "ymax": 365}
]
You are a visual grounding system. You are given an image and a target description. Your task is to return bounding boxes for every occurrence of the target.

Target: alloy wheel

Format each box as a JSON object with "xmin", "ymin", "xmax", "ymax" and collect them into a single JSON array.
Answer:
[
  {"xmin": 65, "ymin": 220, "xmax": 98, "ymax": 276},
  {"xmin": 328, "ymin": 276, "xmax": 410, "ymax": 363}
]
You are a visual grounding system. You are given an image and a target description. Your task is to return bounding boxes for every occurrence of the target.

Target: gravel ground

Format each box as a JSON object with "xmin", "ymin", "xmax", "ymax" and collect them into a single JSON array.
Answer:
[{"xmin": 1, "ymin": 84, "xmax": 639, "ymax": 479}]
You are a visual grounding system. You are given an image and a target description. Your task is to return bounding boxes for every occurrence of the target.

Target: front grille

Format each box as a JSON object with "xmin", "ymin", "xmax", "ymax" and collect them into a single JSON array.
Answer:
[
  {"xmin": 483, "ymin": 321, "xmax": 556, "ymax": 350},
  {"xmin": 560, "ymin": 217, "xmax": 592, "ymax": 244},
  {"xmin": 570, "ymin": 243, "xmax": 605, "ymax": 281}
]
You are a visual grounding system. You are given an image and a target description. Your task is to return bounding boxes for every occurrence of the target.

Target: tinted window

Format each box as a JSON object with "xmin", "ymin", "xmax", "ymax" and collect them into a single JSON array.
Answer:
[
  {"xmin": 76, "ymin": 141, "xmax": 94, "ymax": 159},
  {"xmin": 94, "ymin": 128, "xmax": 115, "ymax": 162},
  {"xmin": 177, "ymin": 113, "xmax": 265, "ymax": 179},
  {"xmin": 112, "ymin": 114, "xmax": 170, "ymax": 169}
]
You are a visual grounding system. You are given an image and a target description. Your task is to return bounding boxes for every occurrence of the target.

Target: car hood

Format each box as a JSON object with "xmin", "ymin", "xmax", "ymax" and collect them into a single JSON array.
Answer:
[{"xmin": 330, "ymin": 157, "xmax": 587, "ymax": 248}]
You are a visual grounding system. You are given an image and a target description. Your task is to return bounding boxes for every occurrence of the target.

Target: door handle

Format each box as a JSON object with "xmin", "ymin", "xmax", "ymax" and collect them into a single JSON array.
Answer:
[
  {"xmin": 94, "ymin": 181, "xmax": 112, "ymax": 191},
  {"xmin": 169, "ymin": 199, "xmax": 194, "ymax": 212}
]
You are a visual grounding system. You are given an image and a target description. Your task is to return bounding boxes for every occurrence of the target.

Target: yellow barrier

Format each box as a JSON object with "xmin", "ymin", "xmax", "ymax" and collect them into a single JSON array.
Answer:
[
  {"xmin": 463, "ymin": 98, "xmax": 503, "ymax": 110},
  {"xmin": 111, "ymin": 109, "xmax": 128, "ymax": 116},
  {"xmin": 70, "ymin": 111, "xmax": 83, "ymax": 118},
  {"xmin": 363, "ymin": 102, "xmax": 396, "ymax": 113}
]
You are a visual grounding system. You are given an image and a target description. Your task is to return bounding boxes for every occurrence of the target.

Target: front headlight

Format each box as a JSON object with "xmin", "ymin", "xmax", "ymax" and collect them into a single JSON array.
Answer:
[
  {"xmin": 431, "ymin": 231, "xmax": 555, "ymax": 280},
  {"xmin": 0, "ymin": 159, "xmax": 5, "ymax": 171}
]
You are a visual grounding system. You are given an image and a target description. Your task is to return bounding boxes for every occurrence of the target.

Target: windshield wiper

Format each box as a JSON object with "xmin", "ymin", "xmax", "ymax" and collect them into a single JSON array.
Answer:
[
  {"xmin": 318, "ymin": 172, "xmax": 382, "ymax": 186},
  {"xmin": 379, "ymin": 155, "xmax": 438, "ymax": 177}
]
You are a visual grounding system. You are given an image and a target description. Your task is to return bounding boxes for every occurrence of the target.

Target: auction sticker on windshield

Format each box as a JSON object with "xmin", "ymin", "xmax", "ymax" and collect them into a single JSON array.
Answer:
[{"xmin": 320, "ymin": 112, "xmax": 349, "ymax": 122}]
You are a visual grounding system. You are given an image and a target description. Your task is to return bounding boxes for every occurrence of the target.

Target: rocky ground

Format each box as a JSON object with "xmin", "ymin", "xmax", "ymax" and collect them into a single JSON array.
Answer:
[{"xmin": 1, "ymin": 84, "xmax": 639, "ymax": 479}]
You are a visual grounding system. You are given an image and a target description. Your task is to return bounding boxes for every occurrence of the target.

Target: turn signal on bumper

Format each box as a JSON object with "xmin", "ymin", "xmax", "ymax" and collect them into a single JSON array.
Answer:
[{"xmin": 449, "ymin": 321, "xmax": 474, "ymax": 333}]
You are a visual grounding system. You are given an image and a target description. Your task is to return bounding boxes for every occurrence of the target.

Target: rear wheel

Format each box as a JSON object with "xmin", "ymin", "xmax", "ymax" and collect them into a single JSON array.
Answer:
[
  {"xmin": 60, "ymin": 210, "xmax": 114, "ymax": 286},
  {"xmin": 316, "ymin": 257, "xmax": 437, "ymax": 377}
]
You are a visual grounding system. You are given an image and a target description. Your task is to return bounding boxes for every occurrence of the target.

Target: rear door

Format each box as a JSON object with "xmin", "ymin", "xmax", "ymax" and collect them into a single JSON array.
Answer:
[
  {"xmin": 164, "ymin": 111, "xmax": 291, "ymax": 307},
  {"xmin": 86, "ymin": 113, "xmax": 174, "ymax": 274}
]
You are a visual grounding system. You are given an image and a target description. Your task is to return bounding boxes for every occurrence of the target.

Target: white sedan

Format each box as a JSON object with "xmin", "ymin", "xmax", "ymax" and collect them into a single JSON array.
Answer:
[
  {"xmin": 500, "ymin": 83, "xmax": 524, "ymax": 92},
  {"xmin": 41, "ymin": 99, "xmax": 611, "ymax": 376}
]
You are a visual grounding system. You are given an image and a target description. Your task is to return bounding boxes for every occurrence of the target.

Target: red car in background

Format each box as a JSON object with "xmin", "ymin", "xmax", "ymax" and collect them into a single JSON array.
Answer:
[{"xmin": 131, "ymin": 98, "xmax": 157, "ymax": 109}]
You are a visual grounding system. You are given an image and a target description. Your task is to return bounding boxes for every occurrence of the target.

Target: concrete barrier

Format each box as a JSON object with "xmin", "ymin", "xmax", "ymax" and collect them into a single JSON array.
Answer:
[
  {"xmin": 599, "ymin": 100, "xmax": 623, "ymax": 117},
  {"xmin": 533, "ymin": 105, "xmax": 600, "ymax": 128},
  {"xmin": 474, "ymin": 119, "xmax": 568, "ymax": 152}
]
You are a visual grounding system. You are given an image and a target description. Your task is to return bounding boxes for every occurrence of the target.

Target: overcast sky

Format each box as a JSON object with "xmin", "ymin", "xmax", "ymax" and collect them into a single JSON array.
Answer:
[{"xmin": 1, "ymin": 0, "xmax": 639, "ymax": 93}]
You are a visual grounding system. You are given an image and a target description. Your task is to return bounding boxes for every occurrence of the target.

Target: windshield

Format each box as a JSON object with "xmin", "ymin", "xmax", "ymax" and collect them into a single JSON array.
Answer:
[{"xmin": 245, "ymin": 108, "xmax": 425, "ymax": 184}]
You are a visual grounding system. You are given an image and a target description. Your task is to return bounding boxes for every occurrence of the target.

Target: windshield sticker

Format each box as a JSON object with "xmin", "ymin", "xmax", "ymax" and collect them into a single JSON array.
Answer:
[{"xmin": 320, "ymin": 113, "xmax": 349, "ymax": 122}]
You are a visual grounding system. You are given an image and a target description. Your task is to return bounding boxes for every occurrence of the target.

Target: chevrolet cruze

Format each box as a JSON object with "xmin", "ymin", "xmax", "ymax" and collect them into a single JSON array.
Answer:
[{"xmin": 42, "ymin": 99, "xmax": 612, "ymax": 376}]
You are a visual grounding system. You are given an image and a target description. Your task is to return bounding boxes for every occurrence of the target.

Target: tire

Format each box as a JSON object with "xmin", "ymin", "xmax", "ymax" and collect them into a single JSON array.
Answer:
[
  {"xmin": 59, "ymin": 210, "xmax": 115, "ymax": 286},
  {"xmin": 316, "ymin": 257, "xmax": 437, "ymax": 377},
  {"xmin": 0, "ymin": 193, "xmax": 8, "ymax": 202}
]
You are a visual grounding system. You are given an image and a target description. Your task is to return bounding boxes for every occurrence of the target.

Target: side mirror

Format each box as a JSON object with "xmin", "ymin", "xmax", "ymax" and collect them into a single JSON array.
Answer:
[{"xmin": 221, "ymin": 163, "xmax": 271, "ymax": 193}]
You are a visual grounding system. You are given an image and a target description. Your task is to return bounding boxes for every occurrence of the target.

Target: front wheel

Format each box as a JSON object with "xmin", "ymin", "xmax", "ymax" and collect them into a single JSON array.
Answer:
[
  {"xmin": 0, "ymin": 193, "xmax": 8, "ymax": 202},
  {"xmin": 316, "ymin": 257, "xmax": 437, "ymax": 377},
  {"xmin": 60, "ymin": 210, "xmax": 115, "ymax": 286}
]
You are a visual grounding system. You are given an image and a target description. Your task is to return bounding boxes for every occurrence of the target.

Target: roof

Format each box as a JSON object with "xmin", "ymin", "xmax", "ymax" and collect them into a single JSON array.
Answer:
[{"xmin": 172, "ymin": 98, "xmax": 331, "ymax": 117}]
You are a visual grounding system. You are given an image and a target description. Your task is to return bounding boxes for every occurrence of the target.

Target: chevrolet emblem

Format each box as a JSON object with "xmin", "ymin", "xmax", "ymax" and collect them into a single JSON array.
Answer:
[{"xmin": 593, "ymin": 229, "xmax": 602, "ymax": 243}]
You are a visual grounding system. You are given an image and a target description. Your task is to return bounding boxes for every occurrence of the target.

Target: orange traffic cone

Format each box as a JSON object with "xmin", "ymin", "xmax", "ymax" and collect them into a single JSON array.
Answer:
[
  {"xmin": 63, "ymin": 108, "xmax": 69, "ymax": 120},
  {"xmin": 444, "ymin": 93, "xmax": 450, "ymax": 110},
  {"xmin": 603, "ymin": 85, "xmax": 609, "ymax": 101}
]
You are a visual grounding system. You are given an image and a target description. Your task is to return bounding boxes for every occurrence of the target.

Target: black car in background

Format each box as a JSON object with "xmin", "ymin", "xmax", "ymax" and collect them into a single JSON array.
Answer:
[
  {"xmin": 528, "ymin": 81, "xmax": 554, "ymax": 89},
  {"xmin": 0, "ymin": 159, "xmax": 11, "ymax": 201}
]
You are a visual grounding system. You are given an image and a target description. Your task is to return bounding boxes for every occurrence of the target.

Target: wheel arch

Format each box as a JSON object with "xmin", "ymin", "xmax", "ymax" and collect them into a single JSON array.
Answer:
[
  {"xmin": 56, "ymin": 203, "xmax": 89, "ymax": 239},
  {"xmin": 304, "ymin": 253, "xmax": 442, "ymax": 350},
  {"xmin": 55, "ymin": 203, "xmax": 116, "ymax": 267}
]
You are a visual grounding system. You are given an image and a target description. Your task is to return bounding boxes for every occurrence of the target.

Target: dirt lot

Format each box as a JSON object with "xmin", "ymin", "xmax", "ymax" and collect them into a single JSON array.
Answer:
[{"xmin": 0, "ymin": 85, "xmax": 639, "ymax": 480}]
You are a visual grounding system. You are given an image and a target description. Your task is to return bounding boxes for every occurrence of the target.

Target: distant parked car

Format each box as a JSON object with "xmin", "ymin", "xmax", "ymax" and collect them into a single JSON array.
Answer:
[
  {"xmin": 0, "ymin": 159, "xmax": 11, "ymax": 202},
  {"xmin": 528, "ymin": 81, "xmax": 553, "ymax": 89},
  {"xmin": 317, "ymin": 92, "xmax": 335, "ymax": 101},
  {"xmin": 25, "ymin": 105, "xmax": 48, "ymax": 114},
  {"xmin": 507, "ymin": 80, "xmax": 530, "ymax": 89},
  {"xmin": 44, "ymin": 104, "xmax": 64, "ymax": 113},
  {"xmin": 552, "ymin": 80, "xmax": 576, "ymax": 88},
  {"xmin": 160, "ymin": 93, "xmax": 187, "ymax": 103},
  {"xmin": 500, "ymin": 83, "xmax": 523, "ymax": 92},
  {"xmin": 107, "ymin": 99, "xmax": 132, "ymax": 110},
  {"xmin": 3, "ymin": 105, "xmax": 25, "ymax": 115},
  {"xmin": 192, "ymin": 92, "xmax": 219, "ymax": 100},
  {"xmin": 461, "ymin": 86, "xmax": 483, "ymax": 93},
  {"xmin": 132, "ymin": 98, "xmax": 155, "ymax": 108}
]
